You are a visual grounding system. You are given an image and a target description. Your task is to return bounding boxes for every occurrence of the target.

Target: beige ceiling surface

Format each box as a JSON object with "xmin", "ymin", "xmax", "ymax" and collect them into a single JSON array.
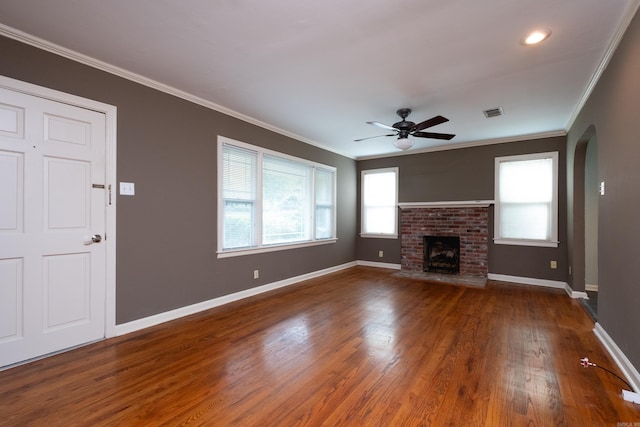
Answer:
[{"xmin": 1, "ymin": 0, "xmax": 638, "ymax": 158}]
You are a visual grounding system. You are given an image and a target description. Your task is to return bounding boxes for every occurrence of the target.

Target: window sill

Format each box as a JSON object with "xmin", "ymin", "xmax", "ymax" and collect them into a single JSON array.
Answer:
[
  {"xmin": 360, "ymin": 233, "xmax": 398, "ymax": 240},
  {"xmin": 494, "ymin": 238, "xmax": 559, "ymax": 248},
  {"xmin": 217, "ymin": 238, "xmax": 337, "ymax": 258}
]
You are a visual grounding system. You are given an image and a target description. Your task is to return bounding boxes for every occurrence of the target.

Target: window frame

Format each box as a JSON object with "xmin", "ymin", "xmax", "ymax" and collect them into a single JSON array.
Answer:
[
  {"xmin": 360, "ymin": 167, "xmax": 399, "ymax": 239},
  {"xmin": 217, "ymin": 136, "xmax": 337, "ymax": 258},
  {"xmin": 494, "ymin": 151, "xmax": 559, "ymax": 247}
]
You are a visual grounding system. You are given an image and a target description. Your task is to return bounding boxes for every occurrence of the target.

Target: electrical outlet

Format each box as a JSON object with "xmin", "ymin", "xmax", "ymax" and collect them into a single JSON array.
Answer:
[
  {"xmin": 378, "ymin": 250, "xmax": 384, "ymax": 258},
  {"xmin": 253, "ymin": 270, "xmax": 259, "ymax": 279},
  {"xmin": 623, "ymin": 389, "xmax": 640, "ymax": 404},
  {"xmin": 550, "ymin": 260, "xmax": 557, "ymax": 269}
]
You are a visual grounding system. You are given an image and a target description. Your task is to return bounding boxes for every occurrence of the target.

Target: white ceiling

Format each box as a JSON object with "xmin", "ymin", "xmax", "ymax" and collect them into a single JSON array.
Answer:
[{"xmin": 1, "ymin": 0, "xmax": 638, "ymax": 159}]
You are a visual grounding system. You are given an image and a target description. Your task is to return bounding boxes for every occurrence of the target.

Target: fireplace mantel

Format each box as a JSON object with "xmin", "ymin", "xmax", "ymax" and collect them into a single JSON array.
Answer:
[{"xmin": 397, "ymin": 200, "xmax": 494, "ymax": 209}]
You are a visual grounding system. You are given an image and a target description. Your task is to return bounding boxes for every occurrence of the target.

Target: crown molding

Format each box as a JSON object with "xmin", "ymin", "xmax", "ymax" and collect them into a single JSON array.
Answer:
[
  {"xmin": 565, "ymin": 0, "xmax": 640, "ymax": 131},
  {"xmin": 398, "ymin": 200, "xmax": 494, "ymax": 209},
  {"xmin": 0, "ymin": 24, "xmax": 354, "ymax": 160}
]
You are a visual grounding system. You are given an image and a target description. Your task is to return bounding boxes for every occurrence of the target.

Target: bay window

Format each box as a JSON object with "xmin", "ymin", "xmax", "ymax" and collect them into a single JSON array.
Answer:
[{"xmin": 218, "ymin": 136, "xmax": 336, "ymax": 256}]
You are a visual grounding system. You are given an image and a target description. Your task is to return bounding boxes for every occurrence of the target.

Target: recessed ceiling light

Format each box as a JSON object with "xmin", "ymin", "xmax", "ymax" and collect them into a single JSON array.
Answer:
[{"xmin": 522, "ymin": 29, "xmax": 551, "ymax": 45}]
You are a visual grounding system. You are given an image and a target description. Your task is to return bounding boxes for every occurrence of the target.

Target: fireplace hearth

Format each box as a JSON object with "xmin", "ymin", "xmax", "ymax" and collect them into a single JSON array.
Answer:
[{"xmin": 424, "ymin": 236, "xmax": 460, "ymax": 274}]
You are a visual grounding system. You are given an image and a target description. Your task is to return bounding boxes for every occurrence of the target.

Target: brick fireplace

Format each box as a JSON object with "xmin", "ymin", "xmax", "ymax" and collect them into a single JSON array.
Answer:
[{"xmin": 399, "ymin": 202, "xmax": 490, "ymax": 278}]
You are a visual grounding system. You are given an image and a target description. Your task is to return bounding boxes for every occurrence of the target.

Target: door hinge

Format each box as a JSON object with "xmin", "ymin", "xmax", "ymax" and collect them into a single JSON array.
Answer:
[{"xmin": 108, "ymin": 184, "xmax": 112, "ymax": 205}]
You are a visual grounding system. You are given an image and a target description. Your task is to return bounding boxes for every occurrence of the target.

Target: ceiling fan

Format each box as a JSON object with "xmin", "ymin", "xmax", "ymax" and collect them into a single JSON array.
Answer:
[{"xmin": 355, "ymin": 108, "xmax": 455, "ymax": 150}]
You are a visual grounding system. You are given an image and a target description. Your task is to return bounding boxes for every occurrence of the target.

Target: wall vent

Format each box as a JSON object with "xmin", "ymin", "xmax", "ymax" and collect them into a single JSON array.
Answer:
[{"xmin": 483, "ymin": 107, "xmax": 503, "ymax": 118}]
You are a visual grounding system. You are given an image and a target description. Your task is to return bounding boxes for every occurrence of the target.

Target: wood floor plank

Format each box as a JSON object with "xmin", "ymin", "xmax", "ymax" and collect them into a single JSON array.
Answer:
[{"xmin": 1, "ymin": 266, "xmax": 639, "ymax": 426}]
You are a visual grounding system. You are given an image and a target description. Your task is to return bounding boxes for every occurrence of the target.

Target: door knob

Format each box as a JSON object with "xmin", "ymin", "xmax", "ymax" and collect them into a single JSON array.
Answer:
[{"xmin": 84, "ymin": 234, "xmax": 102, "ymax": 245}]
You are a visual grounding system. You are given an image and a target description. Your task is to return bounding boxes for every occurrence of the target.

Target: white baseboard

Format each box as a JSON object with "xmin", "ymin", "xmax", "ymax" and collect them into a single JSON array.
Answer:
[
  {"xmin": 356, "ymin": 260, "xmax": 401, "ymax": 270},
  {"xmin": 487, "ymin": 273, "xmax": 587, "ymax": 299},
  {"xmin": 566, "ymin": 287, "xmax": 589, "ymax": 299},
  {"xmin": 585, "ymin": 284, "xmax": 599, "ymax": 292},
  {"xmin": 593, "ymin": 322, "xmax": 640, "ymax": 392},
  {"xmin": 115, "ymin": 261, "xmax": 357, "ymax": 336}
]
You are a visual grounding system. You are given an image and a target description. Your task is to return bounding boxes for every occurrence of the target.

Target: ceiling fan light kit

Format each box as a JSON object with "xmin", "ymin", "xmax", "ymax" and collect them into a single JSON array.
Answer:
[
  {"xmin": 393, "ymin": 137, "xmax": 415, "ymax": 151},
  {"xmin": 356, "ymin": 108, "xmax": 455, "ymax": 151}
]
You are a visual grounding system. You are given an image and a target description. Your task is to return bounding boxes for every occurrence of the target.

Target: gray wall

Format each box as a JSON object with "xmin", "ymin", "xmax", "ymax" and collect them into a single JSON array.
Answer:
[
  {"xmin": 0, "ymin": 36, "xmax": 357, "ymax": 324},
  {"xmin": 567, "ymin": 7, "xmax": 640, "ymax": 370},
  {"xmin": 357, "ymin": 136, "xmax": 568, "ymax": 282}
]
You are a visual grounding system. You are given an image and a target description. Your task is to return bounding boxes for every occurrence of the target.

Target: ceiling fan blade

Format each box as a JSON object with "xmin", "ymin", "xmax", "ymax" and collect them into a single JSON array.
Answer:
[
  {"xmin": 367, "ymin": 121, "xmax": 397, "ymax": 131},
  {"xmin": 411, "ymin": 115, "xmax": 449, "ymax": 132},
  {"xmin": 354, "ymin": 134, "xmax": 396, "ymax": 142},
  {"xmin": 412, "ymin": 131, "xmax": 456, "ymax": 140}
]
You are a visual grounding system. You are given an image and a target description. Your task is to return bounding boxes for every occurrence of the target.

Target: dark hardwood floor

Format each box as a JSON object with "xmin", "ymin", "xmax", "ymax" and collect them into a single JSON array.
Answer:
[{"xmin": 1, "ymin": 267, "xmax": 638, "ymax": 426}]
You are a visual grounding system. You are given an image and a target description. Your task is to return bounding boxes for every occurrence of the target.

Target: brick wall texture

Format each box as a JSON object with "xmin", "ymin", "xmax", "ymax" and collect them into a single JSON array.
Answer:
[{"xmin": 400, "ymin": 207, "xmax": 488, "ymax": 277}]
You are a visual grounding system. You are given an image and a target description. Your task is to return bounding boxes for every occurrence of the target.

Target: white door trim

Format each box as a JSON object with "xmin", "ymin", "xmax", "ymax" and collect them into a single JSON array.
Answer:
[{"xmin": 0, "ymin": 75, "xmax": 117, "ymax": 338}]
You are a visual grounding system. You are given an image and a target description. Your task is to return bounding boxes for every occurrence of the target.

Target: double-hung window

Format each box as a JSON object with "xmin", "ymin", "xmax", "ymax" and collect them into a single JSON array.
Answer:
[
  {"xmin": 494, "ymin": 152, "xmax": 559, "ymax": 247},
  {"xmin": 361, "ymin": 167, "xmax": 398, "ymax": 238},
  {"xmin": 218, "ymin": 136, "xmax": 336, "ymax": 256}
]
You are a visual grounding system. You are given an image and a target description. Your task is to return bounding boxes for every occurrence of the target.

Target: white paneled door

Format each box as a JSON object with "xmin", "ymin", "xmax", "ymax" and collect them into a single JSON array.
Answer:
[{"xmin": 0, "ymin": 86, "xmax": 107, "ymax": 367}]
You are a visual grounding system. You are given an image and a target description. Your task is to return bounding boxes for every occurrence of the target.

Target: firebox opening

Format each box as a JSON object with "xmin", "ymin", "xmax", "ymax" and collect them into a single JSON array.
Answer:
[{"xmin": 424, "ymin": 236, "xmax": 460, "ymax": 274}]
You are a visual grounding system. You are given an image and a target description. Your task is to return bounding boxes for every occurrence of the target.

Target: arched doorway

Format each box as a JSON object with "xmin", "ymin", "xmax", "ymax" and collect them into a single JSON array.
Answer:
[{"xmin": 573, "ymin": 126, "xmax": 599, "ymax": 318}]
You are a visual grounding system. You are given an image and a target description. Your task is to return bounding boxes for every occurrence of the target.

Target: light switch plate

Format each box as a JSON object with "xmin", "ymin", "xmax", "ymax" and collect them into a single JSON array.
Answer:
[{"xmin": 120, "ymin": 182, "xmax": 135, "ymax": 196}]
